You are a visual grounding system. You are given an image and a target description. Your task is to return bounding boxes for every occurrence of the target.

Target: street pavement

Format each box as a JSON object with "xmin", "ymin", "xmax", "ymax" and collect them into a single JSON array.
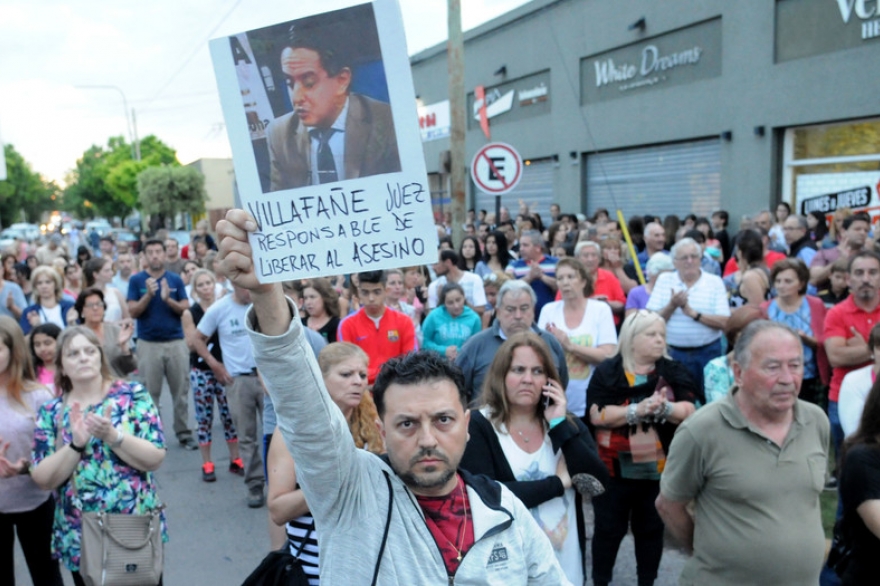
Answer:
[{"xmin": 15, "ymin": 381, "xmax": 687, "ymax": 585}]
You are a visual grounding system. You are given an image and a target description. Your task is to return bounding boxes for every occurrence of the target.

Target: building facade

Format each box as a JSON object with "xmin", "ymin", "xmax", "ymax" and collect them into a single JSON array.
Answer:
[{"xmin": 410, "ymin": 0, "xmax": 880, "ymax": 226}]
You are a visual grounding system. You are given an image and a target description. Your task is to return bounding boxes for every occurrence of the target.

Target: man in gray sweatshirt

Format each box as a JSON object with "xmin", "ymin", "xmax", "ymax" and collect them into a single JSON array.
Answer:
[{"xmin": 217, "ymin": 209, "xmax": 570, "ymax": 585}]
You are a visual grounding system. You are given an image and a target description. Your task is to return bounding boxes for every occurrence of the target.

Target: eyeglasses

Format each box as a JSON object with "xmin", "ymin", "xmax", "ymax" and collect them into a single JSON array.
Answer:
[
  {"xmin": 674, "ymin": 254, "xmax": 701, "ymax": 262},
  {"xmin": 83, "ymin": 302, "xmax": 104, "ymax": 310},
  {"xmin": 501, "ymin": 304, "xmax": 532, "ymax": 316}
]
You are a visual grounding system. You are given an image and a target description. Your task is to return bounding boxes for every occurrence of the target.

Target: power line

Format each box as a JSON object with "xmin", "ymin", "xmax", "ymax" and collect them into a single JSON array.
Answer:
[{"xmin": 142, "ymin": 0, "xmax": 244, "ymax": 110}]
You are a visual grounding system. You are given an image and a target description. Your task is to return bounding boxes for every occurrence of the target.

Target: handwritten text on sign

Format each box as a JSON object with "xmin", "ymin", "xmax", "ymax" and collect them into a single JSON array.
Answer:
[{"xmin": 247, "ymin": 181, "xmax": 428, "ymax": 278}]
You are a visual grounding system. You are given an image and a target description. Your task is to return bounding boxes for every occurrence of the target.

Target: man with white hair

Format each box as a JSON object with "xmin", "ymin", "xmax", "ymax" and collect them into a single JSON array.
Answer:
[
  {"xmin": 647, "ymin": 237, "xmax": 730, "ymax": 390},
  {"xmin": 456, "ymin": 279, "xmax": 568, "ymax": 402}
]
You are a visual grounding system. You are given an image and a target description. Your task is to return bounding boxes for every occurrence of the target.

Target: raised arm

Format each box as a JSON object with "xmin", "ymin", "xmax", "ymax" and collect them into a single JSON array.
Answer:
[{"xmin": 216, "ymin": 209, "xmax": 363, "ymax": 525}]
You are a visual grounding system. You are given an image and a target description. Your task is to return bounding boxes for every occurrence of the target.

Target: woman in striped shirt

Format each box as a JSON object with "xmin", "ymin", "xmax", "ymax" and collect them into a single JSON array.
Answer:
[{"xmin": 266, "ymin": 342, "xmax": 385, "ymax": 584}]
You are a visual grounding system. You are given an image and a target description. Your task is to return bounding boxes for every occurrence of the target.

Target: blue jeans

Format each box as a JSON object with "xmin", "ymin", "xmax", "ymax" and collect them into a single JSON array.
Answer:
[
  {"xmin": 668, "ymin": 338, "xmax": 722, "ymax": 397},
  {"xmin": 828, "ymin": 401, "xmax": 844, "ymax": 463}
]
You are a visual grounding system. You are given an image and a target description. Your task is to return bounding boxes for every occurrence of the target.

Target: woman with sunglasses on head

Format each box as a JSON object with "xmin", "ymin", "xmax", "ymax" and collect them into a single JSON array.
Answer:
[
  {"xmin": 182, "ymin": 269, "xmax": 242, "ymax": 481},
  {"xmin": 0, "ymin": 316, "xmax": 64, "ymax": 586}
]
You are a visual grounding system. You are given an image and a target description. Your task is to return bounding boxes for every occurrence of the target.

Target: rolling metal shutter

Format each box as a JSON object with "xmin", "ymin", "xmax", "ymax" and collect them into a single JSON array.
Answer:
[
  {"xmin": 585, "ymin": 139, "xmax": 721, "ymax": 220},
  {"xmin": 474, "ymin": 157, "xmax": 555, "ymax": 225}
]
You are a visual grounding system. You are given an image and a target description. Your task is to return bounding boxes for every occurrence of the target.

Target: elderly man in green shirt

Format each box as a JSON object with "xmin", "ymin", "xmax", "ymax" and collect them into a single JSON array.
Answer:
[{"xmin": 656, "ymin": 320, "xmax": 830, "ymax": 586}]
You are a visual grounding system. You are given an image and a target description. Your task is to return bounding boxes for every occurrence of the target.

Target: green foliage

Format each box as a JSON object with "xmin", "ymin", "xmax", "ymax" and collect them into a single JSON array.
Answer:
[
  {"xmin": 0, "ymin": 144, "xmax": 58, "ymax": 225},
  {"xmin": 63, "ymin": 135, "xmax": 180, "ymax": 219},
  {"xmin": 137, "ymin": 166, "xmax": 207, "ymax": 224}
]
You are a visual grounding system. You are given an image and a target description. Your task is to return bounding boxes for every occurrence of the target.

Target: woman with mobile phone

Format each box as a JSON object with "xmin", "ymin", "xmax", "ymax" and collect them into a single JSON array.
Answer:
[{"xmin": 460, "ymin": 331, "xmax": 608, "ymax": 585}]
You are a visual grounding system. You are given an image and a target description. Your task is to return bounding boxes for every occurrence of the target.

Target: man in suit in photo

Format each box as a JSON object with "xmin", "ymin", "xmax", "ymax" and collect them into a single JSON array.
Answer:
[{"xmin": 266, "ymin": 28, "xmax": 401, "ymax": 191}]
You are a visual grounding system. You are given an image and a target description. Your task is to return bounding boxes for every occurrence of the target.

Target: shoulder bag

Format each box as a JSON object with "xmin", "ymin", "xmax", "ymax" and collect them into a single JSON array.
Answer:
[
  {"xmin": 242, "ymin": 470, "xmax": 394, "ymax": 586},
  {"xmin": 241, "ymin": 523, "xmax": 315, "ymax": 586}
]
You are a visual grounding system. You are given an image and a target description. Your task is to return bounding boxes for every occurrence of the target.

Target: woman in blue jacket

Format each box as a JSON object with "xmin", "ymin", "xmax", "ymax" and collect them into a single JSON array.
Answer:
[
  {"xmin": 421, "ymin": 283, "xmax": 482, "ymax": 361},
  {"xmin": 19, "ymin": 266, "xmax": 76, "ymax": 335}
]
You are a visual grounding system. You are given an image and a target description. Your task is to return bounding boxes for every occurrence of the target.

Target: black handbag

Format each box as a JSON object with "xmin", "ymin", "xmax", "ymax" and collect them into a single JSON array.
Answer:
[
  {"xmin": 826, "ymin": 515, "xmax": 854, "ymax": 578},
  {"xmin": 241, "ymin": 524, "xmax": 314, "ymax": 586},
  {"xmin": 242, "ymin": 471, "xmax": 394, "ymax": 586}
]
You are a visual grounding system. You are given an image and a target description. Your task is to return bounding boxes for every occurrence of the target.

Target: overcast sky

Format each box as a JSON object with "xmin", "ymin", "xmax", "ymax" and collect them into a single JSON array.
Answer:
[{"xmin": 0, "ymin": 0, "xmax": 529, "ymax": 185}]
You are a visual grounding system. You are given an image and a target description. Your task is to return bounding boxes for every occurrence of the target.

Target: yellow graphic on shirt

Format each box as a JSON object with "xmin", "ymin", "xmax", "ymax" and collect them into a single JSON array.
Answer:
[{"xmin": 566, "ymin": 333, "xmax": 594, "ymax": 380}]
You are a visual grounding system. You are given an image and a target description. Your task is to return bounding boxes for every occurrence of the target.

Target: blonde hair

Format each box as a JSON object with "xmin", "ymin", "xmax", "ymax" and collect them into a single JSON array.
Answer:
[
  {"xmin": 31, "ymin": 265, "xmax": 64, "ymax": 302},
  {"xmin": 190, "ymin": 269, "xmax": 216, "ymax": 304},
  {"xmin": 617, "ymin": 310, "xmax": 669, "ymax": 373},
  {"xmin": 318, "ymin": 343, "xmax": 384, "ymax": 454}
]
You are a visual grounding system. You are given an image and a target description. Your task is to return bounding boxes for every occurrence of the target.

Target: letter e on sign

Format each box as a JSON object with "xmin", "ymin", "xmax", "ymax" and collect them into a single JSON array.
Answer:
[{"xmin": 471, "ymin": 142, "xmax": 523, "ymax": 195}]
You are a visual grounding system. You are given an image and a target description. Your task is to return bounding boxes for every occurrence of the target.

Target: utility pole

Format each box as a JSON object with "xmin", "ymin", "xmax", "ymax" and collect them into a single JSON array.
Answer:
[
  {"xmin": 448, "ymin": 0, "xmax": 466, "ymax": 247},
  {"xmin": 75, "ymin": 85, "xmax": 140, "ymax": 161}
]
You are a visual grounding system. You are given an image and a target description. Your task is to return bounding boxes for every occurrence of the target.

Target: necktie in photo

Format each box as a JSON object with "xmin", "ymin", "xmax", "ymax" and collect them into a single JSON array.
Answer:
[{"xmin": 310, "ymin": 128, "xmax": 338, "ymax": 184}]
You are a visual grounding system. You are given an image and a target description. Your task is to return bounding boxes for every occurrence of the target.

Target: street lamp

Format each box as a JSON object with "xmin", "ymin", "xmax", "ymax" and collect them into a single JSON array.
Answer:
[{"xmin": 75, "ymin": 85, "xmax": 141, "ymax": 161}]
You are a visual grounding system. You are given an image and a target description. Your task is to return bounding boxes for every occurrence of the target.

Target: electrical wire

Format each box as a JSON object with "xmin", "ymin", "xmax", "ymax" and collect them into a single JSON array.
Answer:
[{"xmin": 141, "ymin": 0, "xmax": 245, "ymax": 111}]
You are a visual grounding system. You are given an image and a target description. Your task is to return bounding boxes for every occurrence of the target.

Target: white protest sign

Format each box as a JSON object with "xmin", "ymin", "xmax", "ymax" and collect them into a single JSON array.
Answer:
[
  {"xmin": 210, "ymin": 0, "xmax": 436, "ymax": 282},
  {"xmin": 471, "ymin": 142, "xmax": 522, "ymax": 195}
]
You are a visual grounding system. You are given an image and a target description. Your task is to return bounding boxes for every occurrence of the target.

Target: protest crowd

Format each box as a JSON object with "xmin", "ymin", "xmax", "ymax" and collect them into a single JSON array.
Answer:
[{"xmin": 4, "ymin": 201, "xmax": 880, "ymax": 586}]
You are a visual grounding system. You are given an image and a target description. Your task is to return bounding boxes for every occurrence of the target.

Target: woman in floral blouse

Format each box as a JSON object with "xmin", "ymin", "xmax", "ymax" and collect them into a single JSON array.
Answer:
[{"xmin": 30, "ymin": 326, "xmax": 167, "ymax": 585}]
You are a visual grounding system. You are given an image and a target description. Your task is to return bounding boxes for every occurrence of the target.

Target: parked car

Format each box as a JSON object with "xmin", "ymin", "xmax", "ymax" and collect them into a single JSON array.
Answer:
[
  {"xmin": 109, "ymin": 228, "xmax": 140, "ymax": 252},
  {"xmin": 167, "ymin": 230, "xmax": 191, "ymax": 247},
  {"xmin": 0, "ymin": 227, "xmax": 28, "ymax": 253},
  {"xmin": 10, "ymin": 223, "xmax": 41, "ymax": 241},
  {"xmin": 85, "ymin": 219, "xmax": 113, "ymax": 237}
]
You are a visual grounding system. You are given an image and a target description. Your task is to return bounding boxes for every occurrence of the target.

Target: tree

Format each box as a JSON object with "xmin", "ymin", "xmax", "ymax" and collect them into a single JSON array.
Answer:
[
  {"xmin": 137, "ymin": 166, "xmax": 208, "ymax": 229},
  {"xmin": 63, "ymin": 135, "xmax": 180, "ymax": 219},
  {"xmin": 0, "ymin": 144, "xmax": 57, "ymax": 226}
]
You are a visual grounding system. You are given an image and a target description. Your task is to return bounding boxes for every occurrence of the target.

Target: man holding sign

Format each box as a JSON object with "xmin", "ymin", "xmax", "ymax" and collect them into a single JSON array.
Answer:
[
  {"xmin": 266, "ymin": 25, "xmax": 401, "ymax": 191},
  {"xmin": 216, "ymin": 209, "xmax": 570, "ymax": 585}
]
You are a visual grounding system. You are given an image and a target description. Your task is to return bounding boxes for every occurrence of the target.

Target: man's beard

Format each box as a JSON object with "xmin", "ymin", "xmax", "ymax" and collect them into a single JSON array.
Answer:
[{"xmin": 394, "ymin": 448, "xmax": 456, "ymax": 491}]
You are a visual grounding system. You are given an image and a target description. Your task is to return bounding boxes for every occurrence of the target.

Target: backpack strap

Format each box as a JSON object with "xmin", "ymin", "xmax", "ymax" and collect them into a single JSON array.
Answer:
[{"xmin": 371, "ymin": 471, "xmax": 394, "ymax": 586}]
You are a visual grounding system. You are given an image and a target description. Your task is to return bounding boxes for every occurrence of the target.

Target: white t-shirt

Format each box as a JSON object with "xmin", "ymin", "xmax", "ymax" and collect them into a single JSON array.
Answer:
[
  {"xmin": 426, "ymin": 271, "xmax": 487, "ymax": 309},
  {"xmin": 103, "ymin": 285, "xmax": 124, "ymax": 322},
  {"xmin": 538, "ymin": 299, "xmax": 618, "ymax": 417},
  {"xmin": 196, "ymin": 295, "xmax": 255, "ymax": 376},
  {"xmin": 39, "ymin": 304, "xmax": 64, "ymax": 329},
  {"xmin": 493, "ymin": 415, "xmax": 582, "ymax": 586},
  {"xmin": 839, "ymin": 364, "xmax": 874, "ymax": 438}
]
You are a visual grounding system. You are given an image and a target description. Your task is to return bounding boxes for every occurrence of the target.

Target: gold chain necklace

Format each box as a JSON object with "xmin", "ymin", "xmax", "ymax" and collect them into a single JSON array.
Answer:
[{"xmin": 442, "ymin": 481, "xmax": 469, "ymax": 562}]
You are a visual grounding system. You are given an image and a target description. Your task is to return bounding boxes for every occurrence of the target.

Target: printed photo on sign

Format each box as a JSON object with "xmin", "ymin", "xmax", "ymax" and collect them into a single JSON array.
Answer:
[
  {"xmin": 210, "ymin": 0, "xmax": 436, "ymax": 283},
  {"xmin": 225, "ymin": 3, "xmax": 399, "ymax": 193}
]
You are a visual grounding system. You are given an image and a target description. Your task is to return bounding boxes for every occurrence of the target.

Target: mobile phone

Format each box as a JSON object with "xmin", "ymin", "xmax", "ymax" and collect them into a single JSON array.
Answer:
[{"xmin": 544, "ymin": 393, "xmax": 553, "ymax": 409}]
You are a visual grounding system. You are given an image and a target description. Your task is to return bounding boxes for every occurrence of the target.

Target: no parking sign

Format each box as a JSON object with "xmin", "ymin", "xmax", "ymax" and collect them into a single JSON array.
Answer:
[{"xmin": 471, "ymin": 142, "xmax": 523, "ymax": 195}]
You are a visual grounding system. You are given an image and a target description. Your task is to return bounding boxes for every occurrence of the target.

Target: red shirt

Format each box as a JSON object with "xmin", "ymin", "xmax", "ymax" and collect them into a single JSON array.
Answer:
[
  {"xmin": 824, "ymin": 296, "xmax": 880, "ymax": 401},
  {"xmin": 337, "ymin": 307, "xmax": 416, "ymax": 383},
  {"xmin": 415, "ymin": 475, "xmax": 474, "ymax": 576},
  {"xmin": 723, "ymin": 250, "xmax": 786, "ymax": 277}
]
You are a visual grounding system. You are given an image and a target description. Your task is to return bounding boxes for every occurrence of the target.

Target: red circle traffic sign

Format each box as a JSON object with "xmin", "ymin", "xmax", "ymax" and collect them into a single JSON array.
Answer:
[{"xmin": 470, "ymin": 142, "xmax": 523, "ymax": 195}]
